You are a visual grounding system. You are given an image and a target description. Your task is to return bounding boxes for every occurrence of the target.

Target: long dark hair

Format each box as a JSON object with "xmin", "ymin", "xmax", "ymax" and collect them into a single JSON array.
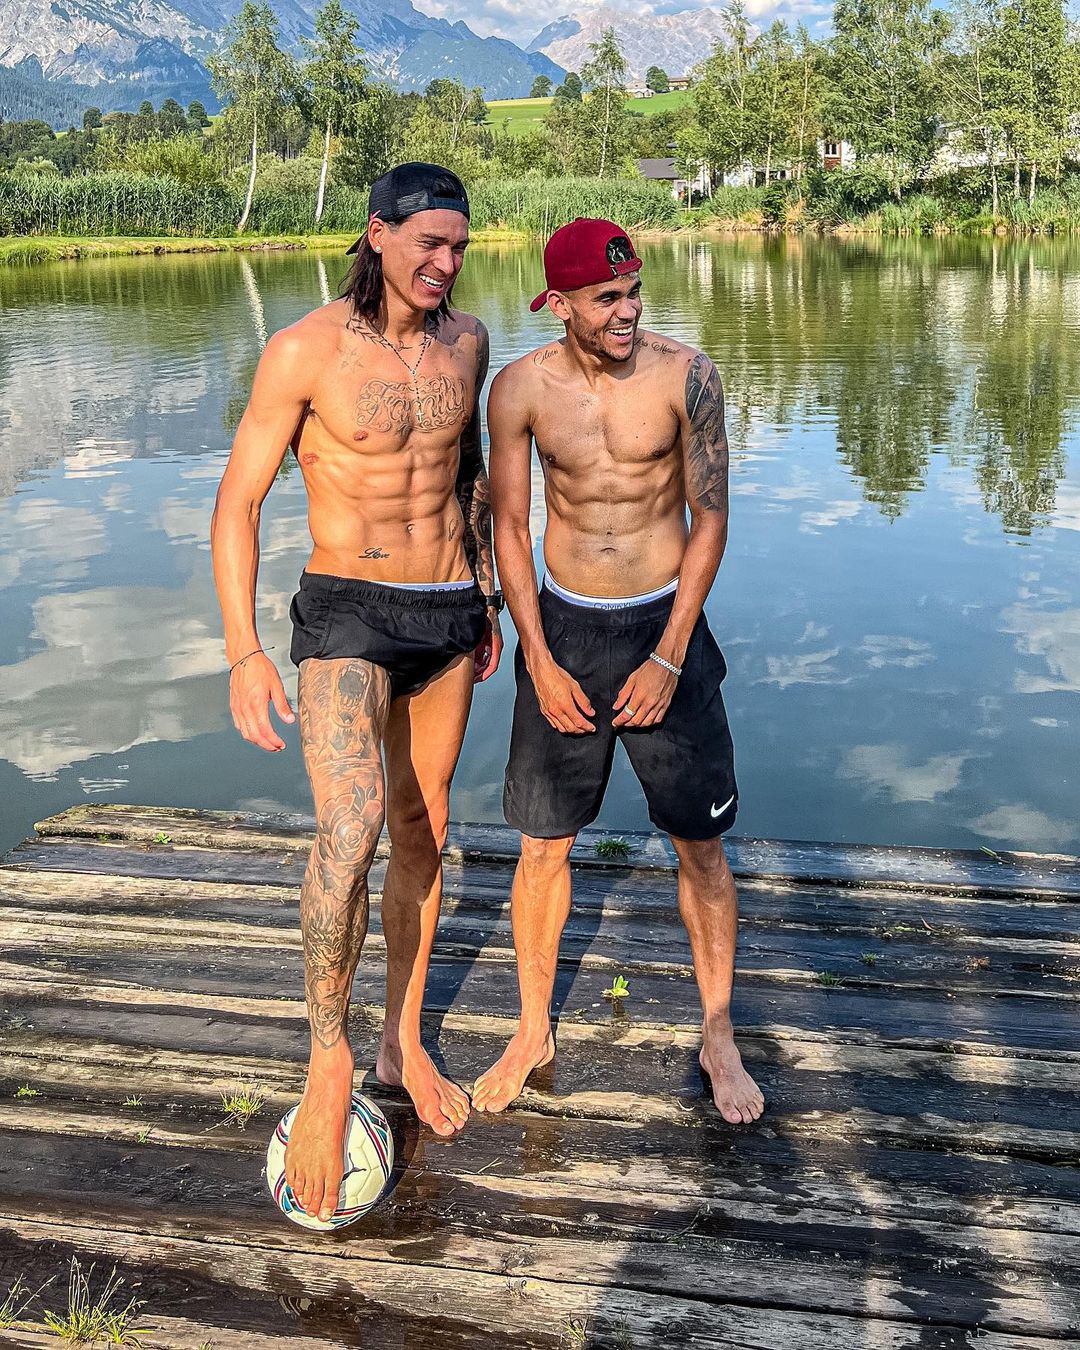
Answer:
[{"xmin": 340, "ymin": 168, "xmax": 467, "ymax": 325}]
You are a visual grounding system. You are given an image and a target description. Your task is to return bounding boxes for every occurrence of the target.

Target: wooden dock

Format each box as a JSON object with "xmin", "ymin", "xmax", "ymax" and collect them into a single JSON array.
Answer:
[{"xmin": 0, "ymin": 803, "xmax": 1078, "ymax": 1348}]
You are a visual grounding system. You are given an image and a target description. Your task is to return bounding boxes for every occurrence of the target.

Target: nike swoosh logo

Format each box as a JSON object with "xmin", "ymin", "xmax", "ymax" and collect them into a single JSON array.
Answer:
[{"xmin": 710, "ymin": 794, "xmax": 735, "ymax": 819}]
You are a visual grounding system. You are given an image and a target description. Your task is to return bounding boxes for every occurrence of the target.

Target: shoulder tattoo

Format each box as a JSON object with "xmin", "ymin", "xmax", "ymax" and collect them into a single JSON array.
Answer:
[{"xmin": 684, "ymin": 354, "xmax": 728, "ymax": 513}]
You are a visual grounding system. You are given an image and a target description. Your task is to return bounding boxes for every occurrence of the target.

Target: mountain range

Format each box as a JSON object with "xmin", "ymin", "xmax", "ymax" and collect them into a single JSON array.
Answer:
[
  {"xmin": 0, "ymin": 0, "xmax": 728, "ymax": 129},
  {"xmin": 529, "ymin": 6, "xmax": 725, "ymax": 82},
  {"xmin": 0, "ymin": 0, "xmax": 565, "ymax": 122}
]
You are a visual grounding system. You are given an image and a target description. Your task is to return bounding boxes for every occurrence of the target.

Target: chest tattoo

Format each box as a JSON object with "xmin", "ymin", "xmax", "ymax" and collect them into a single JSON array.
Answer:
[{"xmin": 355, "ymin": 374, "xmax": 466, "ymax": 436}]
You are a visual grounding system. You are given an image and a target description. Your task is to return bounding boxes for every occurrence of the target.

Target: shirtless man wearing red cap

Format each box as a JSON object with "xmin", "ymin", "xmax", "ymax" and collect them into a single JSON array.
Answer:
[{"xmin": 474, "ymin": 218, "xmax": 764, "ymax": 1125}]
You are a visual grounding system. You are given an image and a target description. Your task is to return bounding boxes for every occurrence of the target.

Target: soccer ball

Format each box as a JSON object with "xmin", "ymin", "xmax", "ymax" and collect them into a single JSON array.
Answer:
[{"xmin": 265, "ymin": 1092, "xmax": 394, "ymax": 1231}]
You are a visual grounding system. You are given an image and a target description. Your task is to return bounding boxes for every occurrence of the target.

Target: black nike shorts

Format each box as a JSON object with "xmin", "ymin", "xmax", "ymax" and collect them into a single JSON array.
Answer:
[
  {"xmin": 289, "ymin": 571, "xmax": 486, "ymax": 699},
  {"xmin": 503, "ymin": 587, "xmax": 738, "ymax": 841}
]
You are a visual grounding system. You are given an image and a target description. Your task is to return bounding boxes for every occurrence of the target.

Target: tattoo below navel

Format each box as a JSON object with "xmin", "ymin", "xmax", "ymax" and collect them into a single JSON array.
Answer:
[
  {"xmin": 359, "ymin": 547, "xmax": 390, "ymax": 559},
  {"xmin": 301, "ymin": 452, "xmax": 319, "ymax": 465}
]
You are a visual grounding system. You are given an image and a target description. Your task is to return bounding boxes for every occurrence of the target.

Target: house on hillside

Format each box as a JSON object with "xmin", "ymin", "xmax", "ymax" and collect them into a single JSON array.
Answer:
[
  {"xmin": 638, "ymin": 157, "xmax": 711, "ymax": 202},
  {"xmin": 628, "ymin": 83, "xmax": 655, "ymax": 98},
  {"xmin": 668, "ymin": 75, "xmax": 693, "ymax": 90}
]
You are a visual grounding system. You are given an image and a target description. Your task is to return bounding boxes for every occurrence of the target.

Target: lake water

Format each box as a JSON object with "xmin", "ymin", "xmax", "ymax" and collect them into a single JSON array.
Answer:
[{"xmin": 1, "ymin": 235, "xmax": 1078, "ymax": 858}]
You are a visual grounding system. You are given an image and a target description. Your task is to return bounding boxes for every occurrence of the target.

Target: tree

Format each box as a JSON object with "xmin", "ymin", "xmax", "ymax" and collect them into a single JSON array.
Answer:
[
  {"xmin": 208, "ymin": 0, "xmax": 296, "ymax": 231},
  {"xmin": 993, "ymin": 0, "xmax": 1076, "ymax": 202},
  {"xmin": 693, "ymin": 3, "xmax": 762, "ymax": 180},
  {"xmin": 338, "ymin": 85, "xmax": 412, "ymax": 184},
  {"xmin": 82, "ymin": 107, "xmax": 102, "ymax": 131},
  {"xmin": 829, "ymin": 0, "xmax": 947, "ymax": 199},
  {"xmin": 530, "ymin": 74, "xmax": 553, "ymax": 98},
  {"xmin": 303, "ymin": 0, "xmax": 367, "ymax": 225},
  {"xmin": 790, "ymin": 25, "xmax": 827, "ymax": 180},
  {"xmin": 187, "ymin": 100, "xmax": 211, "ymax": 128},
  {"xmin": 556, "ymin": 71, "xmax": 583, "ymax": 101},
  {"xmin": 157, "ymin": 97, "xmax": 189, "ymax": 136},
  {"xmin": 941, "ymin": 0, "xmax": 1008, "ymax": 213},
  {"xmin": 580, "ymin": 28, "xmax": 631, "ymax": 177},
  {"xmin": 646, "ymin": 65, "xmax": 670, "ymax": 93}
]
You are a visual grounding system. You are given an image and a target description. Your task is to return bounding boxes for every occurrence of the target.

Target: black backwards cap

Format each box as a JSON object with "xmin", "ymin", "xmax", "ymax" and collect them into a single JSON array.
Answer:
[{"xmin": 345, "ymin": 162, "xmax": 470, "ymax": 254}]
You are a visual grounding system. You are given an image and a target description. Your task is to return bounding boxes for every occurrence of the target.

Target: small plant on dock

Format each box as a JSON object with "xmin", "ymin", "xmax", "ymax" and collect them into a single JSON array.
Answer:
[
  {"xmin": 602, "ymin": 974, "xmax": 631, "ymax": 1001},
  {"xmin": 43, "ymin": 1260, "xmax": 147, "ymax": 1344},
  {"xmin": 860, "ymin": 953, "xmax": 879, "ymax": 967},
  {"xmin": 123, "ymin": 1095, "xmax": 144, "ymax": 1108},
  {"xmin": 14, "ymin": 1084, "xmax": 40, "ymax": 1098},
  {"xmin": 135, "ymin": 1125, "xmax": 151, "ymax": 1144},
  {"xmin": 594, "ymin": 837, "xmax": 632, "ymax": 859},
  {"xmin": 815, "ymin": 970, "xmax": 843, "ymax": 987},
  {"xmin": 153, "ymin": 832, "xmax": 171, "ymax": 845},
  {"xmin": 1, "ymin": 1275, "xmax": 49, "ymax": 1328},
  {"xmin": 563, "ymin": 1316, "xmax": 591, "ymax": 1348},
  {"xmin": 220, "ymin": 1083, "xmax": 265, "ymax": 1128}
]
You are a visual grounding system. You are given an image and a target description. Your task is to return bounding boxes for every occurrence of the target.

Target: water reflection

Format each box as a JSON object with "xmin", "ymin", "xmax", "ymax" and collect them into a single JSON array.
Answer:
[{"xmin": 0, "ymin": 239, "xmax": 1076, "ymax": 856}]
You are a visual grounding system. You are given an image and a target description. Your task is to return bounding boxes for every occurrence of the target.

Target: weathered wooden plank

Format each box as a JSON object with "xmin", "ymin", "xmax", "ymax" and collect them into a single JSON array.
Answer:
[
  {"xmin": 27, "ymin": 803, "xmax": 1080, "ymax": 898},
  {"xmin": 4, "ymin": 984, "xmax": 1080, "ymax": 1140},
  {"xmin": 0, "ymin": 1135, "xmax": 1077, "ymax": 1340},
  {"xmin": 3, "ymin": 931, "xmax": 1077, "ymax": 1054},
  {"xmin": 3, "ymin": 896, "xmax": 1077, "ymax": 1005},
  {"xmin": 11, "ymin": 843, "xmax": 1080, "ymax": 955},
  {"xmin": 3, "ymin": 870, "xmax": 1077, "ymax": 1001},
  {"xmin": 4, "ymin": 1021, "xmax": 1080, "ymax": 1171},
  {"xmin": 10, "ymin": 1213, "xmax": 1069, "ymax": 1350}
]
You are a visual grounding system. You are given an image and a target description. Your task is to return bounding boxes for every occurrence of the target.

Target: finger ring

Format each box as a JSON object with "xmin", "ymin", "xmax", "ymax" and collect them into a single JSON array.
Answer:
[{"xmin": 626, "ymin": 705, "xmax": 637, "ymax": 717}]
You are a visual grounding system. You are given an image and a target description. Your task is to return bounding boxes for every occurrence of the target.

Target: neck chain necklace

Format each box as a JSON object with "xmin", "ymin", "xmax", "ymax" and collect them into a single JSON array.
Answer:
[{"xmin": 367, "ymin": 320, "xmax": 434, "ymax": 428}]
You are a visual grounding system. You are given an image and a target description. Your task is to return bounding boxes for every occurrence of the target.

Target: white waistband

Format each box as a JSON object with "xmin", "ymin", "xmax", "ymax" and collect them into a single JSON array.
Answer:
[
  {"xmin": 543, "ymin": 573, "xmax": 679, "ymax": 609},
  {"xmin": 380, "ymin": 579, "xmax": 475, "ymax": 592}
]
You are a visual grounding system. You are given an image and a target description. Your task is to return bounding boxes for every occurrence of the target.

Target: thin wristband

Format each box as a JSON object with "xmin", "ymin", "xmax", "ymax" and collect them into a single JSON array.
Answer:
[
  {"xmin": 229, "ymin": 645, "xmax": 274, "ymax": 674},
  {"xmin": 649, "ymin": 651, "xmax": 682, "ymax": 678}
]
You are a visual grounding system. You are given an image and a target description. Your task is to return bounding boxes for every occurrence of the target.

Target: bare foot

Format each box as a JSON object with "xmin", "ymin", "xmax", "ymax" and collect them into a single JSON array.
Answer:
[
  {"xmin": 699, "ymin": 1022, "xmax": 764, "ymax": 1125},
  {"xmin": 377, "ymin": 1040, "xmax": 470, "ymax": 1137},
  {"xmin": 472, "ymin": 1028, "xmax": 555, "ymax": 1114},
  {"xmin": 285, "ymin": 1039, "xmax": 355, "ymax": 1223}
]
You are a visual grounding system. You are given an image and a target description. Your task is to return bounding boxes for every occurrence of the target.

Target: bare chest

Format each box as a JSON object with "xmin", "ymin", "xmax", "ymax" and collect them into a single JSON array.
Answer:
[
  {"xmin": 532, "ymin": 382, "xmax": 679, "ymax": 474},
  {"xmin": 308, "ymin": 337, "xmax": 474, "ymax": 455}
]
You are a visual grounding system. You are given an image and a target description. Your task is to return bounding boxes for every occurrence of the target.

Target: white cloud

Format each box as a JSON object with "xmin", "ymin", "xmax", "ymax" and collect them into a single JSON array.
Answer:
[
  {"xmin": 1001, "ymin": 604, "xmax": 1080, "ymax": 695},
  {"xmin": 840, "ymin": 743, "xmax": 969, "ymax": 804},
  {"xmin": 760, "ymin": 646, "xmax": 844, "ymax": 688},
  {"xmin": 968, "ymin": 804, "xmax": 1076, "ymax": 851},
  {"xmin": 858, "ymin": 635, "xmax": 935, "ymax": 670},
  {"xmin": 800, "ymin": 500, "xmax": 861, "ymax": 533}
]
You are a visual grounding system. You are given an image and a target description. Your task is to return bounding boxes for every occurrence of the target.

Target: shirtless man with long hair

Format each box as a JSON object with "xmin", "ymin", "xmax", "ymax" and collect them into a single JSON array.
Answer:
[{"xmin": 211, "ymin": 163, "xmax": 502, "ymax": 1224}]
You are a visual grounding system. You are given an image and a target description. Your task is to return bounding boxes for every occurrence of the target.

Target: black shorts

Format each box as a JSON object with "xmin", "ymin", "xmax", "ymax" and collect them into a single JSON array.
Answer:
[
  {"xmin": 503, "ymin": 587, "xmax": 738, "ymax": 841},
  {"xmin": 289, "ymin": 572, "xmax": 486, "ymax": 699}
]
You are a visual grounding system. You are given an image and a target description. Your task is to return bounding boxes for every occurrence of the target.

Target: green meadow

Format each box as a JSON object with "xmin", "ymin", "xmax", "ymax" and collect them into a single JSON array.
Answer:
[{"xmin": 485, "ymin": 90, "xmax": 691, "ymax": 137}]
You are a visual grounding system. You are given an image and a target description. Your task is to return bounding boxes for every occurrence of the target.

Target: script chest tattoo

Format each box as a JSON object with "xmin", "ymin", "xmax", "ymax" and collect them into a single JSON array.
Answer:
[{"xmin": 355, "ymin": 373, "xmax": 466, "ymax": 436}]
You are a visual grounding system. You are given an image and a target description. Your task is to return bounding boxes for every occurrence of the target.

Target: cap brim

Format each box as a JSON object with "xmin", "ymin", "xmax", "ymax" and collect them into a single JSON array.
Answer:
[
  {"xmin": 528, "ymin": 289, "xmax": 550, "ymax": 313},
  {"xmin": 345, "ymin": 237, "xmax": 362, "ymax": 255}
]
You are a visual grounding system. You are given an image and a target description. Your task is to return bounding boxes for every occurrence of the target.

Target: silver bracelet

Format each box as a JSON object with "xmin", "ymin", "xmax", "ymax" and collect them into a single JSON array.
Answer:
[{"xmin": 649, "ymin": 651, "xmax": 682, "ymax": 678}]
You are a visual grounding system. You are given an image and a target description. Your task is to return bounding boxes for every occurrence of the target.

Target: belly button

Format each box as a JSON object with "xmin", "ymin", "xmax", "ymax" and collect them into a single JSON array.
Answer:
[{"xmin": 406, "ymin": 523, "xmax": 415, "ymax": 534}]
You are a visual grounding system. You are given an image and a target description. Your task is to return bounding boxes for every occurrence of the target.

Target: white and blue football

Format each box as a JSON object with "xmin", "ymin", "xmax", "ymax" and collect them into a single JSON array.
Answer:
[{"xmin": 265, "ymin": 1092, "xmax": 394, "ymax": 1231}]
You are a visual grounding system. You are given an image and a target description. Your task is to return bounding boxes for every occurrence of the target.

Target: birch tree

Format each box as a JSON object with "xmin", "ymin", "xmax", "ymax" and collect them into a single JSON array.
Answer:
[{"xmin": 303, "ymin": 0, "xmax": 367, "ymax": 225}]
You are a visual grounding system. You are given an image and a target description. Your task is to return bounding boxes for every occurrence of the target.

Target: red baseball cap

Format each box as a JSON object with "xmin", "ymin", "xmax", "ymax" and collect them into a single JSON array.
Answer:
[{"xmin": 529, "ymin": 217, "xmax": 643, "ymax": 313}]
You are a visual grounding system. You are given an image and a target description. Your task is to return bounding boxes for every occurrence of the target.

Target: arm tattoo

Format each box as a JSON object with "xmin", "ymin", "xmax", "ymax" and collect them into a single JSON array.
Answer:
[
  {"xmin": 455, "ymin": 324, "xmax": 495, "ymax": 593},
  {"xmin": 684, "ymin": 354, "xmax": 729, "ymax": 513},
  {"xmin": 298, "ymin": 658, "xmax": 390, "ymax": 1050}
]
